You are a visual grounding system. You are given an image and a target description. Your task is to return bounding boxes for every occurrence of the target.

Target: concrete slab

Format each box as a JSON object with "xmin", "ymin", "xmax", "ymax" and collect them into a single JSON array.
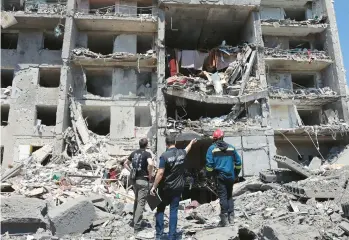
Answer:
[
  {"xmin": 74, "ymin": 16, "xmax": 157, "ymax": 33},
  {"xmin": 261, "ymin": 24, "xmax": 327, "ymax": 37},
  {"xmin": 308, "ymin": 157, "xmax": 322, "ymax": 170},
  {"xmin": 110, "ymin": 106, "xmax": 135, "ymax": 139},
  {"xmin": 164, "ymin": 89, "xmax": 268, "ymax": 105},
  {"xmin": 259, "ymin": 169, "xmax": 304, "ymax": 183},
  {"xmin": 273, "ymin": 155, "xmax": 312, "ymax": 178},
  {"xmin": 283, "ymin": 183, "xmax": 339, "ymax": 199},
  {"xmin": 265, "ymin": 58, "xmax": 332, "ymax": 71},
  {"xmin": 72, "ymin": 56, "xmax": 157, "ymax": 68},
  {"xmin": 48, "ymin": 197, "xmax": 96, "ymax": 237},
  {"xmin": 1, "ymin": 196, "xmax": 48, "ymax": 234}
]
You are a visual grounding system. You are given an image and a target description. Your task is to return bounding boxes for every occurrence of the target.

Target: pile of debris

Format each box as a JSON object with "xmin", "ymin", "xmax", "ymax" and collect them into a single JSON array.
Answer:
[
  {"xmin": 165, "ymin": 44, "xmax": 262, "ymax": 96},
  {"xmin": 71, "ymin": 48, "xmax": 156, "ymax": 61},
  {"xmin": 269, "ymin": 86, "xmax": 338, "ymax": 99},
  {"xmin": 264, "ymin": 47, "xmax": 331, "ymax": 61},
  {"xmin": 261, "ymin": 16, "xmax": 328, "ymax": 27}
]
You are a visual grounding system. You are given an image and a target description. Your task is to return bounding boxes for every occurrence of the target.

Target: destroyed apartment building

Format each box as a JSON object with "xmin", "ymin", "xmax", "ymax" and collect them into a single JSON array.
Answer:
[{"xmin": 1, "ymin": 0, "xmax": 349, "ymax": 239}]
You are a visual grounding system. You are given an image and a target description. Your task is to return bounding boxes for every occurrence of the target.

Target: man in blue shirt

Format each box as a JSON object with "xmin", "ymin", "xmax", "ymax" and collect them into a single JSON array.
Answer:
[
  {"xmin": 206, "ymin": 129, "xmax": 242, "ymax": 227},
  {"xmin": 150, "ymin": 135, "xmax": 197, "ymax": 240}
]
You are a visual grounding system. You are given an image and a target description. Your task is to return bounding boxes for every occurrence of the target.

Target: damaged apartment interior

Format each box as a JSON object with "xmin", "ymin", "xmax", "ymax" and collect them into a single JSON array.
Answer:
[{"xmin": 1, "ymin": 0, "xmax": 349, "ymax": 239}]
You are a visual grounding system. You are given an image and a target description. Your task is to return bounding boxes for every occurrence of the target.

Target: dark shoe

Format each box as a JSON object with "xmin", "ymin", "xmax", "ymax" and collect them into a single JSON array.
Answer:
[
  {"xmin": 228, "ymin": 213, "xmax": 234, "ymax": 224},
  {"xmin": 218, "ymin": 213, "xmax": 228, "ymax": 227}
]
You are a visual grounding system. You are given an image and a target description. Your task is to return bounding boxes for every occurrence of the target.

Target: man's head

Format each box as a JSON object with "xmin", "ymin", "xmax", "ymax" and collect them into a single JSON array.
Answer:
[
  {"xmin": 139, "ymin": 138, "xmax": 148, "ymax": 149},
  {"xmin": 212, "ymin": 129, "xmax": 224, "ymax": 141},
  {"xmin": 165, "ymin": 135, "xmax": 176, "ymax": 147}
]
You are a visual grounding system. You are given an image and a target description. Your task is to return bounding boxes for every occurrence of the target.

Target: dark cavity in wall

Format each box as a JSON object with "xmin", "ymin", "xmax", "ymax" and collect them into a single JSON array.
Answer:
[
  {"xmin": 82, "ymin": 106, "xmax": 110, "ymax": 136},
  {"xmin": 137, "ymin": 35, "xmax": 153, "ymax": 54},
  {"xmin": 1, "ymin": 146, "xmax": 4, "ymax": 165},
  {"xmin": 284, "ymin": 8, "xmax": 306, "ymax": 21},
  {"xmin": 298, "ymin": 109, "xmax": 321, "ymax": 126},
  {"xmin": 39, "ymin": 68, "xmax": 60, "ymax": 88},
  {"xmin": 1, "ymin": 69, "xmax": 14, "ymax": 88},
  {"xmin": 289, "ymin": 40, "xmax": 310, "ymax": 50},
  {"xmin": 291, "ymin": 73, "xmax": 315, "ymax": 89},
  {"xmin": 3, "ymin": 0, "xmax": 24, "ymax": 11},
  {"xmin": 43, "ymin": 32, "xmax": 63, "ymax": 50},
  {"xmin": 36, "ymin": 105, "xmax": 57, "ymax": 126},
  {"xmin": 1, "ymin": 105, "xmax": 10, "ymax": 126},
  {"xmin": 86, "ymin": 69, "xmax": 112, "ymax": 97},
  {"xmin": 1, "ymin": 33, "xmax": 18, "ymax": 49},
  {"xmin": 135, "ymin": 106, "xmax": 152, "ymax": 127},
  {"xmin": 166, "ymin": 96, "xmax": 235, "ymax": 121},
  {"xmin": 87, "ymin": 34, "xmax": 114, "ymax": 55}
]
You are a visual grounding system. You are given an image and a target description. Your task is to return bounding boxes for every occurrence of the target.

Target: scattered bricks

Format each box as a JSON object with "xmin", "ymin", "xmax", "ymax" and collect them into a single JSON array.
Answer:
[
  {"xmin": 342, "ymin": 202, "xmax": 349, "ymax": 218},
  {"xmin": 259, "ymin": 169, "xmax": 304, "ymax": 183},
  {"xmin": 48, "ymin": 197, "xmax": 96, "ymax": 237},
  {"xmin": 283, "ymin": 183, "xmax": 339, "ymax": 199},
  {"xmin": 273, "ymin": 155, "xmax": 312, "ymax": 178},
  {"xmin": 1, "ymin": 196, "xmax": 48, "ymax": 234}
]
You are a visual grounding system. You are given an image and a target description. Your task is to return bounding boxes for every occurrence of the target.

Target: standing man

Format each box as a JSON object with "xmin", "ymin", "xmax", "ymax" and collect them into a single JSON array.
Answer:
[
  {"xmin": 206, "ymin": 129, "xmax": 242, "ymax": 227},
  {"xmin": 124, "ymin": 138, "xmax": 154, "ymax": 233},
  {"xmin": 150, "ymin": 135, "xmax": 197, "ymax": 240}
]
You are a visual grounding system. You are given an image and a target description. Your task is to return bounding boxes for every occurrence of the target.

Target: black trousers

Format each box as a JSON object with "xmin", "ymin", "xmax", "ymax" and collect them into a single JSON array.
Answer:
[{"xmin": 216, "ymin": 177, "xmax": 234, "ymax": 214}]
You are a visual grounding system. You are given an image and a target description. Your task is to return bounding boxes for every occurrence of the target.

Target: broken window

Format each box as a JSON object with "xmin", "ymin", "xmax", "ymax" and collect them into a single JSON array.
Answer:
[
  {"xmin": 87, "ymin": 34, "xmax": 114, "ymax": 55},
  {"xmin": 284, "ymin": 8, "xmax": 306, "ymax": 21},
  {"xmin": 85, "ymin": 69, "xmax": 112, "ymax": 97},
  {"xmin": 1, "ymin": 105, "xmax": 10, "ymax": 126},
  {"xmin": 298, "ymin": 110, "xmax": 321, "ymax": 126},
  {"xmin": 137, "ymin": 35, "xmax": 153, "ymax": 54},
  {"xmin": 1, "ymin": 33, "xmax": 18, "ymax": 49},
  {"xmin": 289, "ymin": 40, "xmax": 310, "ymax": 50},
  {"xmin": 39, "ymin": 68, "xmax": 60, "ymax": 88},
  {"xmin": 43, "ymin": 32, "xmax": 63, "ymax": 50},
  {"xmin": 291, "ymin": 74, "xmax": 315, "ymax": 89},
  {"xmin": 82, "ymin": 106, "xmax": 110, "ymax": 136},
  {"xmin": 36, "ymin": 106, "xmax": 57, "ymax": 126},
  {"xmin": 88, "ymin": 0, "xmax": 116, "ymax": 14},
  {"xmin": 3, "ymin": 0, "xmax": 24, "ymax": 11},
  {"xmin": 137, "ymin": 3, "xmax": 152, "ymax": 15},
  {"xmin": 1, "ymin": 69, "xmax": 14, "ymax": 88},
  {"xmin": 135, "ymin": 106, "xmax": 152, "ymax": 127},
  {"xmin": 166, "ymin": 96, "xmax": 236, "ymax": 121}
]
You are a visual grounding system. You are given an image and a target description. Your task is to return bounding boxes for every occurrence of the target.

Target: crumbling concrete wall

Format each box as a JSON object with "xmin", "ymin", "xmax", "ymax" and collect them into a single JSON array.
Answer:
[{"xmin": 270, "ymin": 105, "xmax": 299, "ymax": 129}]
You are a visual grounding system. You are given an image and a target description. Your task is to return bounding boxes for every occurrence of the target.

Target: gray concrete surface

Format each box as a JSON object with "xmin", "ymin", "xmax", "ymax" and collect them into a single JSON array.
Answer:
[
  {"xmin": 48, "ymin": 197, "xmax": 96, "ymax": 237},
  {"xmin": 1, "ymin": 196, "xmax": 48, "ymax": 234}
]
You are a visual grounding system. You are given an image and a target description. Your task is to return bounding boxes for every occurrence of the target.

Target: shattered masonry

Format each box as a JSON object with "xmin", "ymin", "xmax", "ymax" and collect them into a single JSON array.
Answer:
[{"xmin": 1, "ymin": 0, "xmax": 349, "ymax": 239}]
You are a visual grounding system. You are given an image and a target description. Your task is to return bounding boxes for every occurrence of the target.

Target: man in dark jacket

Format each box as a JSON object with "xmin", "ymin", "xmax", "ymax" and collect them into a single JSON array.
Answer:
[
  {"xmin": 150, "ymin": 135, "xmax": 197, "ymax": 240},
  {"xmin": 206, "ymin": 129, "xmax": 242, "ymax": 226}
]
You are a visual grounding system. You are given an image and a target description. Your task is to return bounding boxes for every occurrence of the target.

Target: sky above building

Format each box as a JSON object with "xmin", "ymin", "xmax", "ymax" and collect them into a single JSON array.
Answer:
[{"xmin": 334, "ymin": 0, "xmax": 349, "ymax": 85}]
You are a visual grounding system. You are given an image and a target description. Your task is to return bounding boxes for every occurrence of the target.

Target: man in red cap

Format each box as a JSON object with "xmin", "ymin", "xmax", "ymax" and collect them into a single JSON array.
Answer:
[{"xmin": 206, "ymin": 129, "xmax": 242, "ymax": 226}]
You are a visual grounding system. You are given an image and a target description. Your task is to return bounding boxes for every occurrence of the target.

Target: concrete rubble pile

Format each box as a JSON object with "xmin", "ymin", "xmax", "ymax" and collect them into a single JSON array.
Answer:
[
  {"xmin": 261, "ymin": 16, "xmax": 328, "ymax": 27},
  {"xmin": 165, "ymin": 44, "xmax": 261, "ymax": 96},
  {"xmin": 71, "ymin": 48, "xmax": 156, "ymax": 61},
  {"xmin": 269, "ymin": 86, "xmax": 338, "ymax": 99},
  {"xmin": 2, "ymin": 137, "xmax": 349, "ymax": 239},
  {"xmin": 264, "ymin": 47, "xmax": 331, "ymax": 61},
  {"xmin": 4, "ymin": 0, "xmax": 68, "ymax": 14}
]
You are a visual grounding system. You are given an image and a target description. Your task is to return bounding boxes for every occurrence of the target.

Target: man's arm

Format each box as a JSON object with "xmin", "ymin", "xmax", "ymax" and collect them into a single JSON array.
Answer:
[
  {"xmin": 124, "ymin": 152, "xmax": 133, "ymax": 171},
  {"xmin": 150, "ymin": 156, "xmax": 165, "ymax": 195},
  {"xmin": 185, "ymin": 138, "xmax": 197, "ymax": 154},
  {"xmin": 233, "ymin": 149, "xmax": 242, "ymax": 178},
  {"xmin": 147, "ymin": 155, "xmax": 154, "ymax": 181}
]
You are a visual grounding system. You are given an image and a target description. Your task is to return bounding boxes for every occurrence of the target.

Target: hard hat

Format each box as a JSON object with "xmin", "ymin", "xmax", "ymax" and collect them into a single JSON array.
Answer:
[{"xmin": 213, "ymin": 129, "xmax": 224, "ymax": 139}]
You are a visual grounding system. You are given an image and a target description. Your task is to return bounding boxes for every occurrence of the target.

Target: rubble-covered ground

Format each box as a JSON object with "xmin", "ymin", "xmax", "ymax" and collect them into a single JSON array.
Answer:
[{"xmin": 1, "ymin": 97, "xmax": 349, "ymax": 240}]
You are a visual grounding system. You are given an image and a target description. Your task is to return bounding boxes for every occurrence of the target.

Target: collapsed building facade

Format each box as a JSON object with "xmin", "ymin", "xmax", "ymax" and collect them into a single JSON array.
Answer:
[{"xmin": 1, "ymin": 0, "xmax": 349, "ymax": 180}]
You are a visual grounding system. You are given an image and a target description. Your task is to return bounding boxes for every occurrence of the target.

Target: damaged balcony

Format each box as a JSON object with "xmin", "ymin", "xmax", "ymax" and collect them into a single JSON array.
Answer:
[
  {"xmin": 165, "ymin": 95, "xmax": 267, "ymax": 136},
  {"xmin": 264, "ymin": 47, "xmax": 332, "ymax": 71},
  {"xmin": 267, "ymin": 72, "xmax": 340, "ymax": 106},
  {"xmin": 2, "ymin": 0, "xmax": 67, "ymax": 30},
  {"xmin": 260, "ymin": 2, "xmax": 328, "ymax": 37},
  {"xmin": 271, "ymin": 104, "xmax": 349, "ymax": 138},
  {"xmin": 74, "ymin": 0, "xmax": 157, "ymax": 33},
  {"xmin": 71, "ymin": 33, "xmax": 156, "ymax": 68}
]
